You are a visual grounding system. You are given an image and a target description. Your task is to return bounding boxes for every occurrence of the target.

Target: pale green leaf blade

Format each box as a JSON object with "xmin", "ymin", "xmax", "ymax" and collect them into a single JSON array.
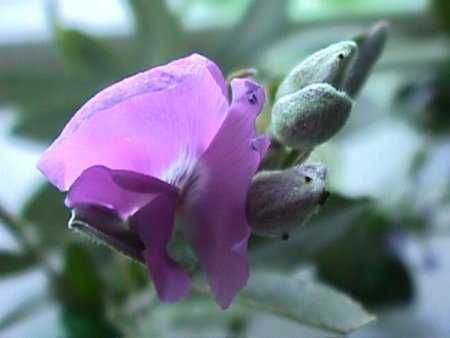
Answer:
[{"xmin": 239, "ymin": 270, "xmax": 375, "ymax": 334}]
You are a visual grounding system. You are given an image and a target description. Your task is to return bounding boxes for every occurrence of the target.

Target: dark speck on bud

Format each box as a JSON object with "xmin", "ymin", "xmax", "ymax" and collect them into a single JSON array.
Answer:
[
  {"xmin": 276, "ymin": 40, "xmax": 358, "ymax": 100},
  {"xmin": 246, "ymin": 163, "xmax": 328, "ymax": 237},
  {"xmin": 282, "ymin": 233, "xmax": 290, "ymax": 241}
]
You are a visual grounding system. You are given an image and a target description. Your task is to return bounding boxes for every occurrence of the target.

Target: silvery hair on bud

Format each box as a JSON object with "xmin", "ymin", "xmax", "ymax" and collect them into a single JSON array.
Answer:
[
  {"xmin": 272, "ymin": 83, "xmax": 353, "ymax": 149},
  {"xmin": 246, "ymin": 163, "xmax": 329, "ymax": 238}
]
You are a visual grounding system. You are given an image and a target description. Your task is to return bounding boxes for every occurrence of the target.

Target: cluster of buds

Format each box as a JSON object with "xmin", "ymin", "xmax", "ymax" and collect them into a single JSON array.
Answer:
[{"xmin": 247, "ymin": 22, "xmax": 389, "ymax": 239}]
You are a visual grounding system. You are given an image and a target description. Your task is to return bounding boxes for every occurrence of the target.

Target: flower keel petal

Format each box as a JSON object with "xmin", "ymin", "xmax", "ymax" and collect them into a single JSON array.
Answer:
[
  {"xmin": 131, "ymin": 194, "xmax": 191, "ymax": 302},
  {"xmin": 66, "ymin": 165, "xmax": 176, "ymax": 220}
]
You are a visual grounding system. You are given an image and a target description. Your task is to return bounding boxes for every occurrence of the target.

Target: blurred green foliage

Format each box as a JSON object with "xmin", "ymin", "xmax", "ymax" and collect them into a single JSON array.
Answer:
[
  {"xmin": 0, "ymin": 251, "xmax": 37, "ymax": 276},
  {"xmin": 316, "ymin": 210, "xmax": 414, "ymax": 306},
  {"xmin": 22, "ymin": 183, "xmax": 69, "ymax": 247}
]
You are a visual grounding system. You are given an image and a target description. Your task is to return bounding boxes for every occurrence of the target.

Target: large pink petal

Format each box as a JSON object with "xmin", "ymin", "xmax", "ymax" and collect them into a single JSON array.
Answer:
[
  {"xmin": 180, "ymin": 78, "xmax": 270, "ymax": 309},
  {"xmin": 38, "ymin": 54, "xmax": 228, "ymax": 191},
  {"xmin": 130, "ymin": 194, "xmax": 191, "ymax": 302}
]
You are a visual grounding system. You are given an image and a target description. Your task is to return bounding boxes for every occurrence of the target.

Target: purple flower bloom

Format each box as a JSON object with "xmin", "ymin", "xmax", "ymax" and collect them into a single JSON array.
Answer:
[{"xmin": 38, "ymin": 54, "xmax": 270, "ymax": 309}]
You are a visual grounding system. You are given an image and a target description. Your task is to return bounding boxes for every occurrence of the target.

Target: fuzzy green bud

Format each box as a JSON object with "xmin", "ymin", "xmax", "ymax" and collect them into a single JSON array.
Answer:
[
  {"xmin": 343, "ymin": 21, "xmax": 389, "ymax": 97},
  {"xmin": 276, "ymin": 41, "xmax": 358, "ymax": 100},
  {"xmin": 246, "ymin": 163, "xmax": 329, "ymax": 238},
  {"xmin": 272, "ymin": 83, "xmax": 353, "ymax": 149}
]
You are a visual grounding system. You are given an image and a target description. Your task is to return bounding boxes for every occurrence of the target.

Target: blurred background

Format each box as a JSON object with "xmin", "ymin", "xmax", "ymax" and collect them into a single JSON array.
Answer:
[{"xmin": 0, "ymin": 0, "xmax": 449, "ymax": 337}]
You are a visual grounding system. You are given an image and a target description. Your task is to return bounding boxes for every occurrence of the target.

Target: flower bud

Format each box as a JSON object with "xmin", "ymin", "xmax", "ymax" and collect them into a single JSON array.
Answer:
[
  {"xmin": 276, "ymin": 41, "xmax": 358, "ymax": 100},
  {"xmin": 246, "ymin": 163, "xmax": 329, "ymax": 238},
  {"xmin": 272, "ymin": 83, "xmax": 353, "ymax": 149},
  {"xmin": 343, "ymin": 21, "xmax": 389, "ymax": 97}
]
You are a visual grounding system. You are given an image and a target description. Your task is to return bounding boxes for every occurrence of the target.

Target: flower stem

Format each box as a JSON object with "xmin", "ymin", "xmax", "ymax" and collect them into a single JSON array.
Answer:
[{"xmin": 281, "ymin": 147, "xmax": 312, "ymax": 169}]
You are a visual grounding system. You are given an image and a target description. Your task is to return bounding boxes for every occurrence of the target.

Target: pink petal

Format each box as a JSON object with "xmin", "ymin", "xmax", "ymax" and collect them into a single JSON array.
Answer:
[
  {"xmin": 67, "ymin": 165, "xmax": 190, "ymax": 301},
  {"xmin": 130, "ymin": 194, "xmax": 191, "ymax": 302},
  {"xmin": 38, "ymin": 54, "xmax": 228, "ymax": 191},
  {"xmin": 66, "ymin": 165, "xmax": 177, "ymax": 220},
  {"xmin": 180, "ymin": 78, "xmax": 270, "ymax": 309}
]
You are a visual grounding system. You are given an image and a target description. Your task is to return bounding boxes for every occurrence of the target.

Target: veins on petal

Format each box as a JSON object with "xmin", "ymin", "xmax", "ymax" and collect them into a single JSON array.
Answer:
[{"xmin": 162, "ymin": 147, "xmax": 199, "ymax": 191}]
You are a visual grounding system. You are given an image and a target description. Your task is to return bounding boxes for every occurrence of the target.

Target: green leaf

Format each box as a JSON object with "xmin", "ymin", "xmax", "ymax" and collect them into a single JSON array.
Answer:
[
  {"xmin": 57, "ymin": 243, "xmax": 104, "ymax": 312},
  {"xmin": 159, "ymin": 298, "xmax": 248, "ymax": 332},
  {"xmin": 127, "ymin": 0, "xmax": 186, "ymax": 66},
  {"xmin": 0, "ymin": 284, "xmax": 118, "ymax": 338},
  {"xmin": 0, "ymin": 68, "xmax": 98, "ymax": 108},
  {"xmin": 316, "ymin": 210, "xmax": 414, "ymax": 306},
  {"xmin": 0, "ymin": 204, "xmax": 22, "ymax": 242},
  {"xmin": 238, "ymin": 270, "xmax": 375, "ymax": 334},
  {"xmin": 22, "ymin": 184, "xmax": 70, "ymax": 248},
  {"xmin": 432, "ymin": 0, "xmax": 450, "ymax": 34},
  {"xmin": 10, "ymin": 81, "xmax": 102, "ymax": 141},
  {"xmin": 0, "ymin": 294, "xmax": 49, "ymax": 332},
  {"xmin": 0, "ymin": 251, "xmax": 37, "ymax": 277},
  {"xmin": 60, "ymin": 307, "xmax": 120, "ymax": 338},
  {"xmin": 56, "ymin": 243, "xmax": 120, "ymax": 337},
  {"xmin": 249, "ymin": 194, "xmax": 369, "ymax": 269},
  {"xmin": 55, "ymin": 28, "xmax": 121, "ymax": 77},
  {"xmin": 0, "ymin": 69, "xmax": 102, "ymax": 141}
]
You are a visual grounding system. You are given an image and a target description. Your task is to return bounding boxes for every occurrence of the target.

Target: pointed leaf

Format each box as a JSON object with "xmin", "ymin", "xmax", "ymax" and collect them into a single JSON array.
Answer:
[{"xmin": 238, "ymin": 270, "xmax": 375, "ymax": 334}]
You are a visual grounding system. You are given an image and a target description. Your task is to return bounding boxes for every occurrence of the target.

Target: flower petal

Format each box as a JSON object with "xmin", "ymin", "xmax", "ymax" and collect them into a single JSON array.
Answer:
[
  {"xmin": 181, "ymin": 78, "xmax": 270, "ymax": 309},
  {"xmin": 66, "ymin": 165, "xmax": 177, "ymax": 220},
  {"xmin": 130, "ymin": 194, "xmax": 191, "ymax": 302},
  {"xmin": 38, "ymin": 54, "xmax": 228, "ymax": 191},
  {"xmin": 67, "ymin": 165, "xmax": 189, "ymax": 301},
  {"xmin": 70, "ymin": 204, "xmax": 145, "ymax": 262}
]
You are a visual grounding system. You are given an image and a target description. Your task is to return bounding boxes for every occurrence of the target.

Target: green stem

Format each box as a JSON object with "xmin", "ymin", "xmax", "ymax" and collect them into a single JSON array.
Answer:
[
  {"xmin": 0, "ymin": 203, "xmax": 30, "ymax": 249},
  {"xmin": 0, "ymin": 202, "xmax": 57, "ymax": 277},
  {"xmin": 281, "ymin": 147, "xmax": 312, "ymax": 169},
  {"xmin": 281, "ymin": 149, "xmax": 299, "ymax": 169}
]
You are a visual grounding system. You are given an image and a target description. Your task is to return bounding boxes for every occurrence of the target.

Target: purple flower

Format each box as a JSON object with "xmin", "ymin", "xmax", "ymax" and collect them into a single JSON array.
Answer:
[{"xmin": 38, "ymin": 54, "xmax": 270, "ymax": 309}]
